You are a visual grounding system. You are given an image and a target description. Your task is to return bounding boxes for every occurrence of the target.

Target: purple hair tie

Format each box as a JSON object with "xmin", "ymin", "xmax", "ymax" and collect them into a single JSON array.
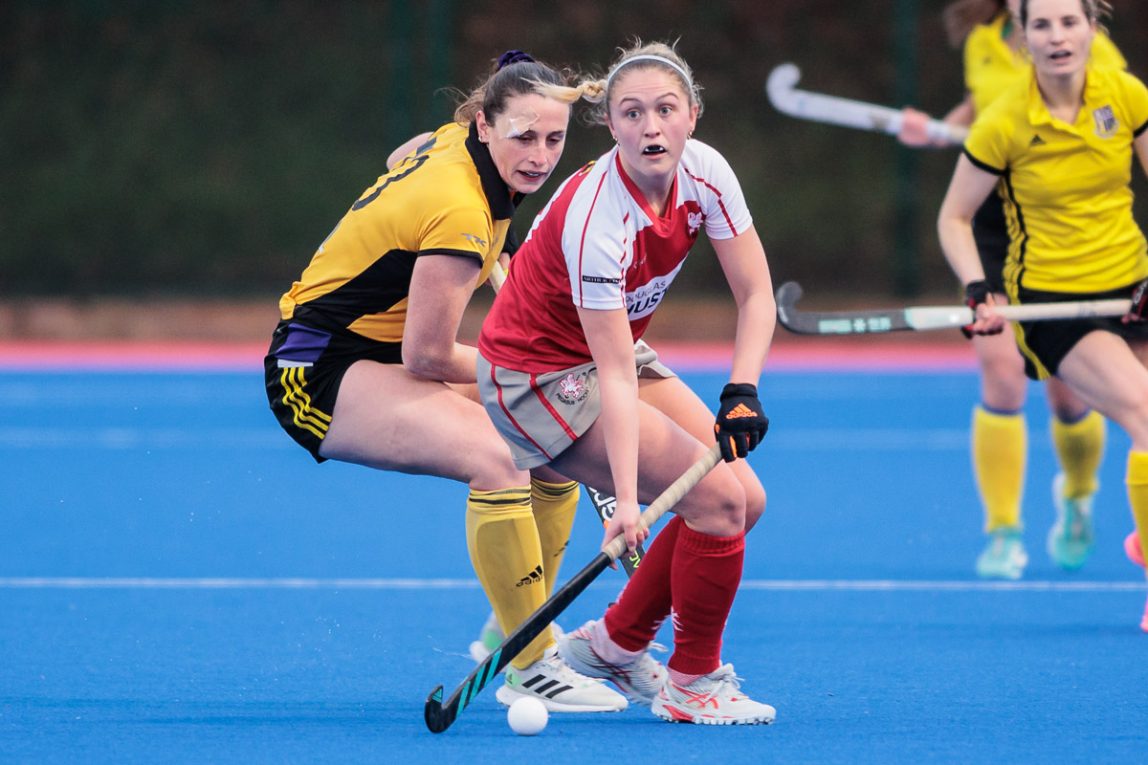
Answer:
[{"xmin": 497, "ymin": 50, "xmax": 535, "ymax": 70}]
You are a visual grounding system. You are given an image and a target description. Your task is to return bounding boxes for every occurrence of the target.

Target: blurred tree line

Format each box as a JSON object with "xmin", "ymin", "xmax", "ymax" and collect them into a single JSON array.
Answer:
[{"xmin": 2, "ymin": 0, "xmax": 1146, "ymax": 298}]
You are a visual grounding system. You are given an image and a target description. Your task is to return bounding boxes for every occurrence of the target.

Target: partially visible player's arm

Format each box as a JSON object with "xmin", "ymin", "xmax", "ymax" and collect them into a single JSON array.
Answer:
[
  {"xmin": 386, "ymin": 132, "xmax": 434, "ymax": 171},
  {"xmin": 712, "ymin": 225, "xmax": 774, "ymax": 385},
  {"xmin": 937, "ymin": 154, "xmax": 1004, "ymax": 334},
  {"xmin": 404, "ymin": 254, "xmax": 482, "ymax": 383},
  {"xmin": 937, "ymin": 155, "xmax": 998, "ymax": 286},
  {"xmin": 942, "ymin": 95, "xmax": 975, "ymax": 128},
  {"xmin": 578, "ymin": 306, "xmax": 644, "ymax": 556},
  {"xmin": 1135, "ymin": 129, "xmax": 1148, "ymax": 179}
]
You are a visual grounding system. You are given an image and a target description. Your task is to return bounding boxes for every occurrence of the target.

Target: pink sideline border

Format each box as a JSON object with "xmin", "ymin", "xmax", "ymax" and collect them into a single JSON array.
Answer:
[{"xmin": 0, "ymin": 340, "xmax": 978, "ymax": 372}]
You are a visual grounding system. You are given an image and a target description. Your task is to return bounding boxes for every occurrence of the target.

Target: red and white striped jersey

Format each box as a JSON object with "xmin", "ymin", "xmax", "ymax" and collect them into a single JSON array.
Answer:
[{"xmin": 479, "ymin": 139, "xmax": 752, "ymax": 373}]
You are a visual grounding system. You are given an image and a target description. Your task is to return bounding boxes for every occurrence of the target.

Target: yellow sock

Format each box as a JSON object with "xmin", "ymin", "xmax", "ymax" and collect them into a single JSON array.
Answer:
[
  {"xmin": 1051, "ymin": 410, "xmax": 1104, "ymax": 499},
  {"xmin": 972, "ymin": 406, "xmax": 1026, "ymax": 532},
  {"xmin": 1125, "ymin": 451, "xmax": 1148, "ymax": 568},
  {"xmin": 530, "ymin": 478, "xmax": 579, "ymax": 598},
  {"xmin": 466, "ymin": 486, "xmax": 551, "ymax": 669}
]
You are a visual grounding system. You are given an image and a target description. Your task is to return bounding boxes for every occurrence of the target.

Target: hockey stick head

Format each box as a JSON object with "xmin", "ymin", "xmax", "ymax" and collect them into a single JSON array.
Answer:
[
  {"xmin": 424, "ymin": 685, "xmax": 452, "ymax": 733},
  {"xmin": 774, "ymin": 281, "xmax": 806, "ymax": 331},
  {"xmin": 765, "ymin": 63, "xmax": 801, "ymax": 113}
]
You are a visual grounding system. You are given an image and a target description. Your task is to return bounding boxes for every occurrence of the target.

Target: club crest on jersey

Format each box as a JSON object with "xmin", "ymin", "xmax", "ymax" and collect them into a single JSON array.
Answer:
[
  {"xmin": 1092, "ymin": 105, "xmax": 1118, "ymax": 138},
  {"xmin": 687, "ymin": 211, "xmax": 703, "ymax": 237},
  {"xmin": 555, "ymin": 372, "xmax": 589, "ymax": 404}
]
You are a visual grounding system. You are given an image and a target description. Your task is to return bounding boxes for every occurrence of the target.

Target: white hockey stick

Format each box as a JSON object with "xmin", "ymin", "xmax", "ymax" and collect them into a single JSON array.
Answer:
[
  {"xmin": 765, "ymin": 63, "xmax": 968, "ymax": 146},
  {"xmin": 776, "ymin": 281, "xmax": 1130, "ymax": 335}
]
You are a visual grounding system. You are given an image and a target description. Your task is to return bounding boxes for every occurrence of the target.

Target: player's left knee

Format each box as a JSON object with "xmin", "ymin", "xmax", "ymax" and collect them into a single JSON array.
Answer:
[{"xmin": 743, "ymin": 483, "xmax": 766, "ymax": 533}]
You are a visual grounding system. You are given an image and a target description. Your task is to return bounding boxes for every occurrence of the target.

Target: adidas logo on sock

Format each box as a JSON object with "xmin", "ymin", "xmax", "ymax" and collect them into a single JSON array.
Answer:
[{"xmin": 516, "ymin": 564, "xmax": 544, "ymax": 587}]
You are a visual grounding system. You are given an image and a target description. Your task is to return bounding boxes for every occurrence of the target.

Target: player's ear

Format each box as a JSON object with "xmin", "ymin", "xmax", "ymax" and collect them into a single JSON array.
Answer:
[{"xmin": 476, "ymin": 110, "xmax": 492, "ymax": 143}]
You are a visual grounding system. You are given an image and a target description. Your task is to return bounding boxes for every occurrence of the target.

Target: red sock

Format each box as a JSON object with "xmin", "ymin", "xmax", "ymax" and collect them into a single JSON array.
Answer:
[
  {"xmin": 667, "ymin": 524, "xmax": 745, "ymax": 677},
  {"xmin": 603, "ymin": 515, "xmax": 684, "ymax": 651}
]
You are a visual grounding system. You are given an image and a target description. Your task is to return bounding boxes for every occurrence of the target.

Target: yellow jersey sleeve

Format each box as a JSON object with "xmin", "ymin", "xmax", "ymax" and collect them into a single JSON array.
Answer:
[
  {"xmin": 962, "ymin": 83, "xmax": 1025, "ymax": 174},
  {"xmin": 1114, "ymin": 70, "xmax": 1148, "ymax": 136}
]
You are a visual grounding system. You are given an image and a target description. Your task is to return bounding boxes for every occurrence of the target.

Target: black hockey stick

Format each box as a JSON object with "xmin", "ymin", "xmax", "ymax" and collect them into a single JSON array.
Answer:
[
  {"xmin": 424, "ymin": 444, "xmax": 721, "ymax": 733},
  {"xmin": 586, "ymin": 488, "xmax": 643, "ymax": 575},
  {"xmin": 775, "ymin": 281, "xmax": 1129, "ymax": 336}
]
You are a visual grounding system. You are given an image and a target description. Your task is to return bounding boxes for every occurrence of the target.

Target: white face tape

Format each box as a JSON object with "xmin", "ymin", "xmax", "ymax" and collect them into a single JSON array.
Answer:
[{"xmin": 499, "ymin": 108, "xmax": 540, "ymax": 139}]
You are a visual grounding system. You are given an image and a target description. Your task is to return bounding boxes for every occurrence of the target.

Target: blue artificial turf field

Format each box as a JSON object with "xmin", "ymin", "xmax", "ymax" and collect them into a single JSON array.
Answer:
[{"xmin": 2, "ymin": 353, "xmax": 1145, "ymax": 763}]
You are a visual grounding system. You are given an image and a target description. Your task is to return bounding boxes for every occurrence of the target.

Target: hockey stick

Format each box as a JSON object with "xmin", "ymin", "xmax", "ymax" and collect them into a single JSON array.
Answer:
[
  {"xmin": 775, "ymin": 281, "xmax": 1131, "ymax": 336},
  {"xmin": 488, "ymin": 262, "xmax": 644, "ymax": 574},
  {"xmin": 424, "ymin": 443, "xmax": 722, "ymax": 733},
  {"xmin": 765, "ymin": 63, "xmax": 968, "ymax": 145}
]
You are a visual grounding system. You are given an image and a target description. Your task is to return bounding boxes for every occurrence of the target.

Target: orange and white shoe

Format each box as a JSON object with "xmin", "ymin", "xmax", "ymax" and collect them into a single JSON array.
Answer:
[
  {"xmin": 1125, "ymin": 531, "xmax": 1144, "ymax": 568},
  {"xmin": 1125, "ymin": 532, "xmax": 1148, "ymax": 633},
  {"xmin": 651, "ymin": 664, "xmax": 775, "ymax": 725}
]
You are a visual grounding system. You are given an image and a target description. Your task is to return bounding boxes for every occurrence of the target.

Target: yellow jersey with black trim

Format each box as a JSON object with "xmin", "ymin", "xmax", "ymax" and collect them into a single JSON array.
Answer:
[
  {"xmin": 963, "ymin": 64, "xmax": 1148, "ymax": 295},
  {"xmin": 964, "ymin": 11, "xmax": 1125, "ymax": 117},
  {"xmin": 278, "ymin": 121, "xmax": 517, "ymax": 343}
]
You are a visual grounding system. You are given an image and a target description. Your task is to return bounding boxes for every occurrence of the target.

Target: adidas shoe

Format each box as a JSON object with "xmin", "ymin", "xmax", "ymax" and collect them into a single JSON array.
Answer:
[
  {"xmin": 557, "ymin": 619, "xmax": 667, "ymax": 705},
  {"xmin": 651, "ymin": 664, "xmax": 775, "ymax": 725},
  {"xmin": 1047, "ymin": 474, "xmax": 1096, "ymax": 570},
  {"xmin": 468, "ymin": 611, "xmax": 565, "ymax": 664},
  {"xmin": 975, "ymin": 528, "xmax": 1028, "ymax": 580},
  {"xmin": 1125, "ymin": 531, "xmax": 1145, "ymax": 568},
  {"xmin": 495, "ymin": 647, "xmax": 628, "ymax": 713}
]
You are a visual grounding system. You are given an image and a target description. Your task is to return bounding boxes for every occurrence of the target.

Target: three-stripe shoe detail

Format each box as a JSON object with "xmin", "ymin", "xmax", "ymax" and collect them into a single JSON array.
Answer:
[
  {"xmin": 495, "ymin": 648, "xmax": 628, "ymax": 713},
  {"xmin": 520, "ymin": 672, "xmax": 573, "ymax": 699}
]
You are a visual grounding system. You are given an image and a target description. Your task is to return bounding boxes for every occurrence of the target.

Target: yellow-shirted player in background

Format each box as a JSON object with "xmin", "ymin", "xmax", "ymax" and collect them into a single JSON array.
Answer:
[
  {"xmin": 936, "ymin": 0, "xmax": 1148, "ymax": 631},
  {"xmin": 901, "ymin": 0, "xmax": 1125, "ymax": 579},
  {"xmin": 263, "ymin": 51, "xmax": 630, "ymax": 711}
]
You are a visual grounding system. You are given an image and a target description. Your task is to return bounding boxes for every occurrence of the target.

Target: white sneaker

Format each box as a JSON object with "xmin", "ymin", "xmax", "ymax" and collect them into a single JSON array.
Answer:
[
  {"xmin": 495, "ymin": 647, "xmax": 628, "ymax": 712},
  {"xmin": 558, "ymin": 619, "xmax": 667, "ymax": 705},
  {"xmin": 651, "ymin": 664, "xmax": 775, "ymax": 725},
  {"xmin": 469, "ymin": 611, "xmax": 565, "ymax": 664}
]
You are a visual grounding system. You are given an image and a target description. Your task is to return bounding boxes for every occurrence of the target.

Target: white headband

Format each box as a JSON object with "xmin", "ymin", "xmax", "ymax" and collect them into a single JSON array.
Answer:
[{"xmin": 605, "ymin": 54, "xmax": 694, "ymax": 93}]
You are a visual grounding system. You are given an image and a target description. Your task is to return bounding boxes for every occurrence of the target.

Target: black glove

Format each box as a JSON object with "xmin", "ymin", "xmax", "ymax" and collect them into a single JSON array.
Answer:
[
  {"xmin": 1124, "ymin": 279, "xmax": 1148, "ymax": 324},
  {"xmin": 960, "ymin": 280, "xmax": 1002, "ymax": 338},
  {"xmin": 714, "ymin": 383, "xmax": 769, "ymax": 463}
]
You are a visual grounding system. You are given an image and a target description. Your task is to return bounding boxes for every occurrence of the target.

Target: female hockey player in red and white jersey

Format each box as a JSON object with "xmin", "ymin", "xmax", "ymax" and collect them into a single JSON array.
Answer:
[{"xmin": 477, "ymin": 40, "xmax": 778, "ymax": 725}]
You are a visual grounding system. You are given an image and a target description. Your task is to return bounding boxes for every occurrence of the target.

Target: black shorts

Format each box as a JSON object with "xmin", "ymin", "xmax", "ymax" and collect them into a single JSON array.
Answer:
[
  {"xmin": 973, "ymin": 195, "xmax": 1009, "ymax": 294},
  {"xmin": 1014, "ymin": 283, "xmax": 1148, "ymax": 380},
  {"xmin": 264, "ymin": 319, "xmax": 402, "ymax": 462}
]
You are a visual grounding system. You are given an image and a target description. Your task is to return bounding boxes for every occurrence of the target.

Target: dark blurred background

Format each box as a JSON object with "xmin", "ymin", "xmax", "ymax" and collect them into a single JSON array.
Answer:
[{"xmin": 2, "ymin": 0, "xmax": 1146, "ymax": 305}]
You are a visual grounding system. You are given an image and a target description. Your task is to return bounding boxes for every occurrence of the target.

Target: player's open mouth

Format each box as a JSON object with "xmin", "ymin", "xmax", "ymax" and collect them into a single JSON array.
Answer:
[
  {"xmin": 519, "ymin": 170, "xmax": 546, "ymax": 180},
  {"xmin": 1050, "ymin": 50, "xmax": 1072, "ymax": 61},
  {"xmin": 642, "ymin": 145, "xmax": 667, "ymax": 156}
]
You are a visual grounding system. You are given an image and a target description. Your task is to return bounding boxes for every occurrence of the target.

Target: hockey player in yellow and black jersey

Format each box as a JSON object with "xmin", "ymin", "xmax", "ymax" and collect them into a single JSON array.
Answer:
[
  {"xmin": 901, "ymin": 0, "xmax": 1124, "ymax": 580},
  {"xmin": 264, "ymin": 51, "xmax": 630, "ymax": 711},
  {"xmin": 937, "ymin": 0, "xmax": 1148, "ymax": 631}
]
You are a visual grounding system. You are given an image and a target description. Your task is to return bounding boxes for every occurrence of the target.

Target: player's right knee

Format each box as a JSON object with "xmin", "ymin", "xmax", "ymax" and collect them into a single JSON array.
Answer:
[{"xmin": 470, "ymin": 454, "xmax": 529, "ymax": 492}]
